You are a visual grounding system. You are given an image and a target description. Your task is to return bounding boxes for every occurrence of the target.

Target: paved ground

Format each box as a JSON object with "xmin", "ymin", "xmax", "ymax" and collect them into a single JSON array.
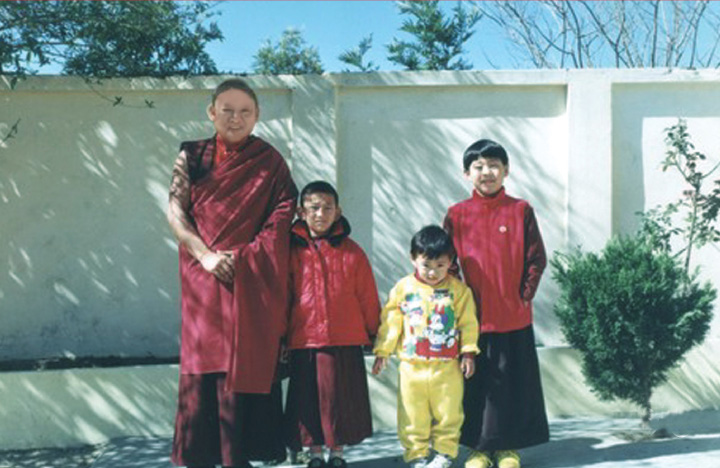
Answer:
[{"xmin": 1, "ymin": 410, "xmax": 718, "ymax": 468}]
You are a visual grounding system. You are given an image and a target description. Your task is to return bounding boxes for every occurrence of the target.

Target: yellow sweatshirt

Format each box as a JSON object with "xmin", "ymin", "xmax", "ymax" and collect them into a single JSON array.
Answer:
[{"xmin": 374, "ymin": 274, "xmax": 479, "ymax": 361}]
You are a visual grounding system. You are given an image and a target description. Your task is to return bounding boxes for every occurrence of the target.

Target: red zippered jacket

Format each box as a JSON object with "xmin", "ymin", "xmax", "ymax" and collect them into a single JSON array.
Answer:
[
  {"xmin": 445, "ymin": 188, "xmax": 546, "ymax": 333},
  {"xmin": 287, "ymin": 217, "xmax": 381, "ymax": 349}
]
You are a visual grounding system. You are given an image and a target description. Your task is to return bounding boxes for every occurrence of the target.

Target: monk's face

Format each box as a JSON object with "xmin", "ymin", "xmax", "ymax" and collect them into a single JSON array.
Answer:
[{"xmin": 208, "ymin": 89, "xmax": 259, "ymax": 146}]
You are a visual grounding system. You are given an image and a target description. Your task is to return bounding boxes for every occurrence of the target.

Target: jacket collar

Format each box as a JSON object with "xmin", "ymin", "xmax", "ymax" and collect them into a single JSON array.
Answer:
[
  {"xmin": 291, "ymin": 216, "xmax": 352, "ymax": 247},
  {"xmin": 472, "ymin": 186, "xmax": 506, "ymax": 207}
]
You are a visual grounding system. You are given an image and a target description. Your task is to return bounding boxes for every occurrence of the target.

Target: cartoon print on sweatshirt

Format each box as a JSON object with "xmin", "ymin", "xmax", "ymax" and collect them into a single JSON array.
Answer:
[
  {"xmin": 400, "ymin": 289, "xmax": 460, "ymax": 359},
  {"xmin": 401, "ymin": 293, "xmax": 425, "ymax": 355},
  {"xmin": 425, "ymin": 290, "xmax": 457, "ymax": 353}
]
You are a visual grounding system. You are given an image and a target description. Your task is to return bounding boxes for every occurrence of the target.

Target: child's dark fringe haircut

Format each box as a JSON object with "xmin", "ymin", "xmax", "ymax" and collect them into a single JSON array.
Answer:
[
  {"xmin": 411, "ymin": 225, "xmax": 455, "ymax": 259},
  {"xmin": 300, "ymin": 180, "xmax": 339, "ymax": 205},
  {"xmin": 463, "ymin": 138, "xmax": 508, "ymax": 171}
]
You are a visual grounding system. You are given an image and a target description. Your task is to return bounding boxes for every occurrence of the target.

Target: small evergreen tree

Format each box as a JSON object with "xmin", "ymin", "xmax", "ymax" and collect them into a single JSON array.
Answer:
[
  {"xmin": 552, "ymin": 121, "xmax": 719, "ymax": 425},
  {"xmin": 552, "ymin": 236, "xmax": 715, "ymax": 424},
  {"xmin": 387, "ymin": 0, "xmax": 481, "ymax": 71},
  {"xmin": 252, "ymin": 28, "xmax": 324, "ymax": 75}
]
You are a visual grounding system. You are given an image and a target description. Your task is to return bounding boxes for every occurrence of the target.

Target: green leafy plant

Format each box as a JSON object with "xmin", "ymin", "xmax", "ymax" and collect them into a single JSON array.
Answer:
[
  {"xmin": 640, "ymin": 119, "xmax": 720, "ymax": 273},
  {"xmin": 0, "ymin": 0, "xmax": 222, "ymax": 78},
  {"xmin": 1, "ymin": 0, "xmax": 222, "ymax": 144},
  {"xmin": 253, "ymin": 28, "xmax": 324, "ymax": 75}
]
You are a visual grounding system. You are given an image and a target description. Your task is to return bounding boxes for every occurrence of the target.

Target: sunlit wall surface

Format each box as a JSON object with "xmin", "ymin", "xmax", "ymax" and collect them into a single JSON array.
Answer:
[{"xmin": 1, "ymin": 70, "xmax": 718, "ymax": 360}]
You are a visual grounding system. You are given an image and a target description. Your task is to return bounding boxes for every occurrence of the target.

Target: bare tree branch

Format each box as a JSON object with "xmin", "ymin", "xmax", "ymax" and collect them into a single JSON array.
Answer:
[
  {"xmin": 476, "ymin": 1, "xmax": 720, "ymax": 69},
  {"xmin": 650, "ymin": 1, "xmax": 660, "ymax": 67},
  {"xmin": 1, "ymin": 119, "xmax": 21, "ymax": 146},
  {"xmin": 564, "ymin": 1, "xmax": 586, "ymax": 67}
]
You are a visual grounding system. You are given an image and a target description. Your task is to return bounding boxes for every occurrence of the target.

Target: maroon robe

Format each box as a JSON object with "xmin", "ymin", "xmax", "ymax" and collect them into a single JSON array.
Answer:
[{"xmin": 178, "ymin": 135, "xmax": 297, "ymax": 393}]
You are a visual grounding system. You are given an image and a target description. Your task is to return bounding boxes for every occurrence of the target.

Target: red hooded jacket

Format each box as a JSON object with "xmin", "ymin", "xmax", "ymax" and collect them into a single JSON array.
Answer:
[{"xmin": 287, "ymin": 217, "xmax": 380, "ymax": 349}]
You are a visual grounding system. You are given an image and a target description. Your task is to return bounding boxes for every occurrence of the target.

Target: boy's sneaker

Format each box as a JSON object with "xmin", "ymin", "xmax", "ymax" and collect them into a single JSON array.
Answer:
[
  {"xmin": 409, "ymin": 457, "xmax": 428, "ymax": 468},
  {"xmin": 496, "ymin": 450, "xmax": 521, "ymax": 468},
  {"xmin": 327, "ymin": 456, "xmax": 347, "ymax": 468},
  {"xmin": 465, "ymin": 450, "xmax": 492, "ymax": 468},
  {"xmin": 426, "ymin": 453, "xmax": 453, "ymax": 468},
  {"xmin": 292, "ymin": 450, "xmax": 312, "ymax": 464}
]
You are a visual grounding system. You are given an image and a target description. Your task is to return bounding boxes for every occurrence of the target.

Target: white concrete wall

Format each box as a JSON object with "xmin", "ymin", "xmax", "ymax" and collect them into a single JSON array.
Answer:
[
  {"xmin": 0, "ymin": 75, "xmax": 296, "ymax": 360},
  {"xmin": 0, "ymin": 365, "xmax": 178, "ymax": 450},
  {"xmin": 2, "ymin": 70, "xmax": 720, "ymax": 445}
]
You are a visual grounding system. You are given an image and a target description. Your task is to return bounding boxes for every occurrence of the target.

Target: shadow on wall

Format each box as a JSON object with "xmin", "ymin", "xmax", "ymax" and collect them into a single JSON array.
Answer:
[
  {"xmin": 1, "ymin": 91, "xmax": 195, "ymax": 362},
  {"xmin": 611, "ymin": 83, "xmax": 720, "ymax": 339},
  {"xmin": 281, "ymin": 77, "xmax": 336, "ymax": 187},
  {"xmin": 0, "ymin": 365, "xmax": 178, "ymax": 450},
  {"xmin": 660, "ymin": 341, "xmax": 720, "ymax": 410},
  {"xmin": 0, "ymin": 85, "xmax": 293, "ymax": 363},
  {"xmin": 611, "ymin": 83, "xmax": 720, "ymax": 236},
  {"xmin": 537, "ymin": 341, "xmax": 720, "ymax": 420},
  {"xmin": 336, "ymin": 83, "xmax": 568, "ymax": 346}
]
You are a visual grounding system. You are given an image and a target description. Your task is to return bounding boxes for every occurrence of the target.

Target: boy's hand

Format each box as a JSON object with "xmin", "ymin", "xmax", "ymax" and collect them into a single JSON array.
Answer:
[
  {"xmin": 461, "ymin": 353, "xmax": 475, "ymax": 378},
  {"xmin": 372, "ymin": 356, "xmax": 387, "ymax": 375}
]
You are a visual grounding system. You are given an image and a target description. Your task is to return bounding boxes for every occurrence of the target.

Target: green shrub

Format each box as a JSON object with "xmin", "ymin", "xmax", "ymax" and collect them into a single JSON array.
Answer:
[{"xmin": 551, "ymin": 235, "xmax": 715, "ymax": 422}]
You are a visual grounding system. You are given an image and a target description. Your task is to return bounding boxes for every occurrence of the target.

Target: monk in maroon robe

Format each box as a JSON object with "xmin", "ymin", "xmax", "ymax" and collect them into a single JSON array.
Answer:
[{"xmin": 167, "ymin": 79, "xmax": 297, "ymax": 468}]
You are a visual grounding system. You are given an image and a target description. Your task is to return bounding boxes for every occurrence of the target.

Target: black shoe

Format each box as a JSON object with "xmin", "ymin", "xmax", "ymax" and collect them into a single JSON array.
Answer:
[
  {"xmin": 327, "ymin": 457, "xmax": 347, "ymax": 468},
  {"xmin": 308, "ymin": 458, "xmax": 326, "ymax": 468}
]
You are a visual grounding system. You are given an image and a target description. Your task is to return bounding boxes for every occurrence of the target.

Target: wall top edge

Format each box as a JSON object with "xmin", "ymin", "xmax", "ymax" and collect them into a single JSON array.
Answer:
[{"xmin": 2, "ymin": 68, "xmax": 719, "ymax": 92}]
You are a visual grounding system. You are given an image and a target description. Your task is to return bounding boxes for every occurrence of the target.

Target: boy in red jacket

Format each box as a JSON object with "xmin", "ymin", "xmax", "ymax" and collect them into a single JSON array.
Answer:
[
  {"xmin": 284, "ymin": 181, "xmax": 381, "ymax": 468},
  {"xmin": 444, "ymin": 139, "xmax": 549, "ymax": 468}
]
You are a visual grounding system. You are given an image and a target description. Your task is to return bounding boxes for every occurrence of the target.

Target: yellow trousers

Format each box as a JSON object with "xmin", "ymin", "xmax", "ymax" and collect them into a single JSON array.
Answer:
[{"xmin": 398, "ymin": 359, "xmax": 464, "ymax": 461}]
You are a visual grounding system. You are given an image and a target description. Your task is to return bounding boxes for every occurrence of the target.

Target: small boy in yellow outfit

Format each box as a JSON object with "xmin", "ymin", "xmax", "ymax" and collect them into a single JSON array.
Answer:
[{"xmin": 373, "ymin": 225, "xmax": 479, "ymax": 468}]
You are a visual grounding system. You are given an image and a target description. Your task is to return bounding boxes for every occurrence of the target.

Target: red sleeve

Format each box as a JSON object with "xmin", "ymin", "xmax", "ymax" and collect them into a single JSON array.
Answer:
[
  {"xmin": 444, "ymin": 210, "xmax": 462, "ymax": 279},
  {"xmin": 355, "ymin": 248, "xmax": 381, "ymax": 338},
  {"xmin": 237, "ymin": 160, "xmax": 298, "ymax": 336},
  {"xmin": 226, "ymin": 158, "xmax": 298, "ymax": 393},
  {"xmin": 521, "ymin": 205, "xmax": 546, "ymax": 301},
  {"xmin": 286, "ymin": 247, "xmax": 298, "ymax": 334}
]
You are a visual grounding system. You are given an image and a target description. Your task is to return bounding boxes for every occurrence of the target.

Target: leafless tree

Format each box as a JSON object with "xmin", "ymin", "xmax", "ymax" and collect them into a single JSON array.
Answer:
[{"xmin": 477, "ymin": 1, "xmax": 720, "ymax": 69}]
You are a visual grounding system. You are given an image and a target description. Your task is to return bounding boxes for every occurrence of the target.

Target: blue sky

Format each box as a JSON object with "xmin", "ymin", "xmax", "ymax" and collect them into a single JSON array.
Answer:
[{"xmin": 205, "ymin": 0, "xmax": 511, "ymax": 73}]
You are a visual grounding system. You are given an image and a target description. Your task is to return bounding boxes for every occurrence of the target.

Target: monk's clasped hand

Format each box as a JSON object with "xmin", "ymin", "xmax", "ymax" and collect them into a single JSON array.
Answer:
[{"xmin": 200, "ymin": 250, "xmax": 235, "ymax": 283}]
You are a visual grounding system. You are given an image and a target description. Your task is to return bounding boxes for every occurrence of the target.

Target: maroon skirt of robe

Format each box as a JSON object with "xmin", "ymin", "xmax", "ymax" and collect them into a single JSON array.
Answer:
[
  {"xmin": 171, "ymin": 373, "xmax": 286, "ymax": 467},
  {"xmin": 460, "ymin": 325, "xmax": 550, "ymax": 451},
  {"xmin": 284, "ymin": 346, "xmax": 373, "ymax": 449}
]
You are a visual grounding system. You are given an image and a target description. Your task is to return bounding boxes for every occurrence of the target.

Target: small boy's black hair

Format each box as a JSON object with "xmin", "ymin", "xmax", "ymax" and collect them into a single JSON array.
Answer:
[
  {"xmin": 300, "ymin": 180, "xmax": 339, "ymax": 205},
  {"xmin": 211, "ymin": 78, "xmax": 259, "ymax": 109},
  {"xmin": 410, "ymin": 225, "xmax": 455, "ymax": 260},
  {"xmin": 463, "ymin": 139, "xmax": 508, "ymax": 171}
]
